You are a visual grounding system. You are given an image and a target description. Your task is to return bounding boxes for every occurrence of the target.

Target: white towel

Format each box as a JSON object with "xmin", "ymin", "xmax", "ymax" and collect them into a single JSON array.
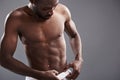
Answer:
[
  {"xmin": 25, "ymin": 76, "xmax": 68, "ymax": 80},
  {"xmin": 25, "ymin": 76, "xmax": 37, "ymax": 80}
]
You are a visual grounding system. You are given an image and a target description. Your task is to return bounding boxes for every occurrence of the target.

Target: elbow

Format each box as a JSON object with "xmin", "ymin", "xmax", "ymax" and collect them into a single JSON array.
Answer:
[
  {"xmin": 71, "ymin": 33, "xmax": 77, "ymax": 38},
  {"xmin": 0, "ymin": 55, "xmax": 12, "ymax": 68},
  {"xmin": 71, "ymin": 32, "xmax": 80, "ymax": 38},
  {"xmin": 71, "ymin": 33, "xmax": 81, "ymax": 41},
  {"xmin": 0, "ymin": 57, "xmax": 7, "ymax": 67}
]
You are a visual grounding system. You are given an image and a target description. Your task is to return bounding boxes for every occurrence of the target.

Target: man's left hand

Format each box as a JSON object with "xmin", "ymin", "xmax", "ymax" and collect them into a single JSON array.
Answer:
[{"xmin": 67, "ymin": 60, "xmax": 83, "ymax": 80}]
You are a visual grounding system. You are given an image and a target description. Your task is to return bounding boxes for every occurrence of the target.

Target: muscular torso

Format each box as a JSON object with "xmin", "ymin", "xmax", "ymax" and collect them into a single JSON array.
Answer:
[{"xmin": 17, "ymin": 5, "xmax": 67, "ymax": 73}]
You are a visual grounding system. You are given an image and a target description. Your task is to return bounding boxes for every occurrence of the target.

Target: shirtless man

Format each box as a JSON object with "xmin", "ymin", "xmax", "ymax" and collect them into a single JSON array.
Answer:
[{"xmin": 0, "ymin": 0, "xmax": 83, "ymax": 80}]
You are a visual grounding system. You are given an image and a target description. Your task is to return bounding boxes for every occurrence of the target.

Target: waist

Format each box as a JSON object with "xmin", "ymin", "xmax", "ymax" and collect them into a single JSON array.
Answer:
[{"xmin": 27, "ymin": 51, "xmax": 67, "ymax": 72}]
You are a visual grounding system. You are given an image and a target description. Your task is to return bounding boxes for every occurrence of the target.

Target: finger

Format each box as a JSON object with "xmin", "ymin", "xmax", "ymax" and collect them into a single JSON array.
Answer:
[
  {"xmin": 72, "ymin": 73, "xmax": 79, "ymax": 80},
  {"xmin": 66, "ymin": 72, "xmax": 72, "ymax": 79},
  {"xmin": 68, "ymin": 63, "xmax": 73, "ymax": 67},
  {"xmin": 54, "ymin": 76, "xmax": 60, "ymax": 80},
  {"xmin": 70, "ymin": 70, "xmax": 75, "ymax": 78},
  {"xmin": 64, "ymin": 65, "xmax": 69, "ymax": 70},
  {"xmin": 70, "ymin": 70, "xmax": 79, "ymax": 80},
  {"xmin": 52, "ymin": 70, "xmax": 59, "ymax": 75}
]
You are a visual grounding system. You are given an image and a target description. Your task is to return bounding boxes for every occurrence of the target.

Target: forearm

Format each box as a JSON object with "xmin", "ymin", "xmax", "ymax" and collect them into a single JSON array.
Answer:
[
  {"xmin": 70, "ymin": 33, "xmax": 83, "ymax": 61},
  {"xmin": 0, "ymin": 56, "xmax": 44, "ymax": 79}
]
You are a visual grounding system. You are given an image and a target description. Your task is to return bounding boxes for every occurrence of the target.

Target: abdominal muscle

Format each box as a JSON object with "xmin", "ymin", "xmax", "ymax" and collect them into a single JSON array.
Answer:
[{"xmin": 24, "ymin": 37, "xmax": 67, "ymax": 73}]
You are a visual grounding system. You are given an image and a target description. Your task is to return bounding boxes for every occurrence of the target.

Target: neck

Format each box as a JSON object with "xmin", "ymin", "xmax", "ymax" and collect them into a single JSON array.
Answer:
[{"xmin": 27, "ymin": 3, "xmax": 45, "ymax": 20}]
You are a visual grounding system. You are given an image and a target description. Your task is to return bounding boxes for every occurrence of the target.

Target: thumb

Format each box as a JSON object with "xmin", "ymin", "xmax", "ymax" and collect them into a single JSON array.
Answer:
[
  {"xmin": 64, "ymin": 63, "xmax": 72, "ymax": 70},
  {"xmin": 68, "ymin": 62, "xmax": 73, "ymax": 67}
]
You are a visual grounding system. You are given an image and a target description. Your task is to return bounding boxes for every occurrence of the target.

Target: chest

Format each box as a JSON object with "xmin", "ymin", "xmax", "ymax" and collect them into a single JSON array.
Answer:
[{"xmin": 19, "ymin": 14, "xmax": 65, "ymax": 43}]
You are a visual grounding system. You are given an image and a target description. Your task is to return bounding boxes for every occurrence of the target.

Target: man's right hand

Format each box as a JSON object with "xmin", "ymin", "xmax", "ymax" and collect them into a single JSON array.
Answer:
[{"xmin": 42, "ymin": 70, "xmax": 59, "ymax": 80}]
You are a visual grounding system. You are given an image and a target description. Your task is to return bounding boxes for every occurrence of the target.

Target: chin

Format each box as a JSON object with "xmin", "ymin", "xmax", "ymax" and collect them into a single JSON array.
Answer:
[{"xmin": 43, "ymin": 16, "xmax": 52, "ymax": 19}]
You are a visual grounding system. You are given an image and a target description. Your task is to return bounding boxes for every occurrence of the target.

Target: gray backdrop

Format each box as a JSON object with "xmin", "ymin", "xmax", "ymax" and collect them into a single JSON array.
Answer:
[{"xmin": 0, "ymin": 0, "xmax": 120, "ymax": 80}]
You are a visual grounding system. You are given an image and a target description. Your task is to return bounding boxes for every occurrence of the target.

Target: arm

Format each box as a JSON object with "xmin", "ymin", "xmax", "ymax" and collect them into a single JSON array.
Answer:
[
  {"xmin": 64, "ymin": 6, "xmax": 83, "ymax": 80},
  {"xmin": 0, "ymin": 12, "xmax": 59, "ymax": 80}
]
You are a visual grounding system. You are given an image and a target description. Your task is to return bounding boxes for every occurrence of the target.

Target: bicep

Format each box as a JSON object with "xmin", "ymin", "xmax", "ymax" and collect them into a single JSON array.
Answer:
[
  {"xmin": 62, "ymin": 5, "xmax": 79, "ymax": 38},
  {"xmin": 0, "ymin": 14, "xmax": 19, "ymax": 57},
  {"xmin": 1, "ymin": 32, "xmax": 18, "ymax": 57},
  {"xmin": 65, "ymin": 20, "xmax": 79, "ymax": 38}
]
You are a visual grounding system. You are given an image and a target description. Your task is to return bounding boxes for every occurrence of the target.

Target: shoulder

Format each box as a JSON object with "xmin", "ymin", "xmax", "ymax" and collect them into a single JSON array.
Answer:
[
  {"xmin": 6, "ymin": 7, "xmax": 27, "ymax": 22},
  {"xmin": 5, "ymin": 6, "xmax": 29, "ymax": 25},
  {"xmin": 4, "ymin": 7, "xmax": 27, "ymax": 31},
  {"xmin": 56, "ymin": 3, "xmax": 71, "ymax": 20}
]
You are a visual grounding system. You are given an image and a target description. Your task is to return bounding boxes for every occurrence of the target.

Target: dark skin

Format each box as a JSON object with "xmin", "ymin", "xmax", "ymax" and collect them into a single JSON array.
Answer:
[{"xmin": 0, "ymin": 0, "xmax": 83, "ymax": 80}]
